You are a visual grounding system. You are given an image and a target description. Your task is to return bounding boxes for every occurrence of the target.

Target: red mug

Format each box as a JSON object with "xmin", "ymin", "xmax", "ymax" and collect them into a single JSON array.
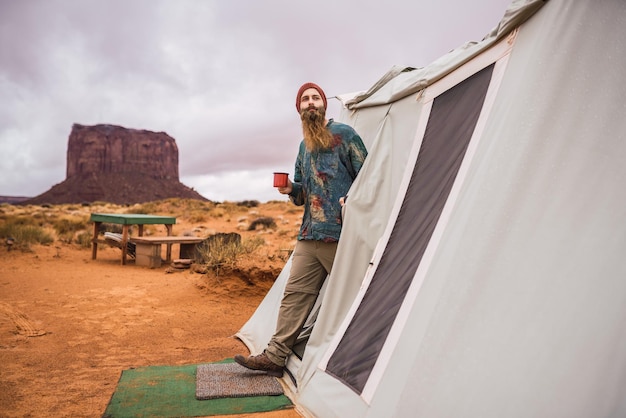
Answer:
[{"xmin": 273, "ymin": 172, "xmax": 289, "ymax": 187}]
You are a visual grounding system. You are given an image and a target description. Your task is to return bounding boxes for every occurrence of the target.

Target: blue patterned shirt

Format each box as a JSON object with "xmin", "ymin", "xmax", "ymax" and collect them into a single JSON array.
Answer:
[{"xmin": 289, "ymin": 119, "xmax": 367, "ymax": 242}]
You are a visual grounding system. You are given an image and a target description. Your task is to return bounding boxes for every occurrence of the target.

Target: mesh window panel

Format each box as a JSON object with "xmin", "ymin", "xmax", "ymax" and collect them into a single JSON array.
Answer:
[{"xmin": 326, "ymin": 64, "xmax": 495, "ymax": 394}]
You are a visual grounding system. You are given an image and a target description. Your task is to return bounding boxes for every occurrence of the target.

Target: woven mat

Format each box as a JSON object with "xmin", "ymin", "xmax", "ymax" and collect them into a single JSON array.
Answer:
[{"xmin": 196, "ymin": 362, "xmax": 284, "ymax": 400}]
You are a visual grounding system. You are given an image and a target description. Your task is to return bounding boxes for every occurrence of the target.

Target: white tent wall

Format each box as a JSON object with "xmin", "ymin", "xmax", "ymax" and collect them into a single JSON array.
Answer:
[
  {"xmin": 383, "ymin": 1, "xmax": 626, "ymax": 416},
  {"xmin": 236, "ymin": 0, "xmax": 626, "ymax": 416},
  {"xmin": 302, "ymin": 58, "xmax": 507, "ymax": 418}
]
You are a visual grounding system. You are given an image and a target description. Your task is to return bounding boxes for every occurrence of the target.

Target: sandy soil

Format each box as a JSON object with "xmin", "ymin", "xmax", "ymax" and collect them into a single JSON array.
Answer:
[{"xmin": 0, "ymin": 201, "xmax": 303, "ymax": 418}]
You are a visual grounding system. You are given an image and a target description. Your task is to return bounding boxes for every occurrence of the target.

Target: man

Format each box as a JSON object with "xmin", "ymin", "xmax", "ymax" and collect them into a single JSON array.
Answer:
[{"xmin": 234, "ymin": 82, "xmax": 368, "ymax": 377}]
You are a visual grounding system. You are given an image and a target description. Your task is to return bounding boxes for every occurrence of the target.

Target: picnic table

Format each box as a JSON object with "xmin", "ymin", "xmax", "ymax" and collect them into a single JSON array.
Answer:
[{"xmin": 90, "ymin": 213, "xmax": 176, "ymax": 265}]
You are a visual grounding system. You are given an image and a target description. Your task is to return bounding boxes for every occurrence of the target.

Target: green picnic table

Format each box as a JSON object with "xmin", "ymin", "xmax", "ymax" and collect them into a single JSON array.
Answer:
[{"xmin": 90, "ymin": 213, "xmax": 176, "ymax": 265}]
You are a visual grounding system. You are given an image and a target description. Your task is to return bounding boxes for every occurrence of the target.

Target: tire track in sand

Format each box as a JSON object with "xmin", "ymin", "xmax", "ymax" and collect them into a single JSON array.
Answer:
[{"xmin": 0, "ymin": 302, "xmax": 46, "ymax": 337}]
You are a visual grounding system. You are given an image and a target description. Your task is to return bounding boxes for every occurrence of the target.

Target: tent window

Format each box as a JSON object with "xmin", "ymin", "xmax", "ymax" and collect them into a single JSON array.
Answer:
[{"xmin": 326, "ymin": 63, "xmax": 495, "ymax": 394}]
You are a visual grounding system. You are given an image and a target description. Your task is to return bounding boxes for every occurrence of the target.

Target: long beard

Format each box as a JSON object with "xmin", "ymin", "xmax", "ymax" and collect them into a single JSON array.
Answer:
[{"xmin": 301, "ymin": 106, "xmax": 334, "ymax": 151}]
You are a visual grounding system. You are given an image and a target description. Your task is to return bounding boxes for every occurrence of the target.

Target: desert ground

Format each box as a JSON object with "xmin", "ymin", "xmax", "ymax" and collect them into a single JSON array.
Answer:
[{"xmin": 0, "ymin": 199, "xmax": 303, "ymax": 417}]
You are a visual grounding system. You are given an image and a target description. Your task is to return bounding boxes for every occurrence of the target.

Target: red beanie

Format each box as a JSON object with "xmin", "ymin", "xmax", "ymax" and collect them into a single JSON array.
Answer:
[{"xmin": 296, "ymin": 82, "xmax": 327, "ymax": 112}]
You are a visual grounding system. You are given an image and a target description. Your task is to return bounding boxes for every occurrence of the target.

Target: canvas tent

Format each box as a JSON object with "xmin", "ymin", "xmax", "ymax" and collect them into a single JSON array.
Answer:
[{"xmin": 236, "ymin": 0, "xmax": 626, "ymax": 416}]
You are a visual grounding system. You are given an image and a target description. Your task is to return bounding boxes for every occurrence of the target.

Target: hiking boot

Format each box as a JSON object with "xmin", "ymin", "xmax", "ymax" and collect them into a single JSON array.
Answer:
[{"xmin": 234, "ymin": 352, "xmax": 284, "ymax": 377}]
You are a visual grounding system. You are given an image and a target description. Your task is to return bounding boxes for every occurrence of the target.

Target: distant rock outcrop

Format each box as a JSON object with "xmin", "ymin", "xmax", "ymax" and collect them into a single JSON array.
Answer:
[
  {"xmin": 0, "ymin": 196, "xmax": 30, "ymax": 204},
  {"xmin": 22, "ymin": 124, "xmax": 208, "ymax": 205}
]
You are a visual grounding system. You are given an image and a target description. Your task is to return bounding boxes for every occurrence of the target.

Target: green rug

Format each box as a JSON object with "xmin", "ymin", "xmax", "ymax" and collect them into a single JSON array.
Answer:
[{"xmin": 103, "ymin": 360, "xmax": 292, "ymax": 417}]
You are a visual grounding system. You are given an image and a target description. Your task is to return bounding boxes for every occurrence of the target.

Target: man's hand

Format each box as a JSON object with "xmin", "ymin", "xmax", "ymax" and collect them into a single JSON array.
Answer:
[{"xmin": 277, "ymin": 179, "xmax": 293, "ymax": 195}]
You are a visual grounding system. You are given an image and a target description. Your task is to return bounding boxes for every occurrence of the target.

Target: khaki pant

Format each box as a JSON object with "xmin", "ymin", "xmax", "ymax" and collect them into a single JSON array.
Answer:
[{"xmin": 265, "ymin": 240, "xmax": 338, "ymax": 366}]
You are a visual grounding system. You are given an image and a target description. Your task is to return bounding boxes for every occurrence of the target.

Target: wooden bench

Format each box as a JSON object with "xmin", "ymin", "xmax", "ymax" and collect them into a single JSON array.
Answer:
[
  {"xmin": 130, "ymin": 236, "xmax": 205, "ymax": 268},
  {"xmin": 91, "ymin": 213, "xmax": 176, "ymax": 265}
]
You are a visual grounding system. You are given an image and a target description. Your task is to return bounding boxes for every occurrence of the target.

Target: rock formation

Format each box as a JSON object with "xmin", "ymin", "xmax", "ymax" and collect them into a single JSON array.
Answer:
[{"xmin": 22, "ymin": 124, "xmax": 209, "ymax": 205}]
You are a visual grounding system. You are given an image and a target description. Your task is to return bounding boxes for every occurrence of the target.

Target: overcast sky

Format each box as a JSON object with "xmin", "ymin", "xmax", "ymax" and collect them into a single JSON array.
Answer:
[{"xmin": 0, "ymin": 0, "xmax": 512, "ymax": 203}]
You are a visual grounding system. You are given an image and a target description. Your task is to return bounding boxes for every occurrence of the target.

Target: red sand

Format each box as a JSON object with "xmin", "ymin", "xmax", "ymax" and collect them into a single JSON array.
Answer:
[{"xmin": 0, "ymin": 203, "xmax": 302, "ymax": 417}]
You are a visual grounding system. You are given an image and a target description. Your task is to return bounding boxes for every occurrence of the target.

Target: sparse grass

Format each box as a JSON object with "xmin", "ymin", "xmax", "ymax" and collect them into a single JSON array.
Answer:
[
  {"xmin": 187, "ymin": 213, "xmax": 208, "ymax": 223},
  {"xmin": 0, "ymin": 217, "xmax": 54, "ymax": 250},
  {"xmin": 52, "ymin": 217, "xmax": 90, "ymax": 235},
  {"xmin": 208, "ymin": 207, "xmax": 227, "ymax": 219},
  {"xmin": 0, "ymin": 212, "xmax": 92, "ymax": 247},
  {"xmin": 277, "ymin": 229, "xmax": 293, "ymax": 237},
  {"xmin": 0, "ymin": 214, "xmax": 38, "ymax": 227},
  {"xmin": 53, "ymin": 216, "xmax": 90, "ymax": 244},
  {"xmin": 196, "ymin": 235, "xmax": 265, "ymax": 275},
  {"xmin": 75, "ymin": 231, "xmax": 93, "ymax": 248},
  {"xmin": 0, "ymin": 198, "xmax": 302, "ymax": 265},
  {"xmin": 127, "ymin": 201, "xmax": 160, "ymax": 215}
]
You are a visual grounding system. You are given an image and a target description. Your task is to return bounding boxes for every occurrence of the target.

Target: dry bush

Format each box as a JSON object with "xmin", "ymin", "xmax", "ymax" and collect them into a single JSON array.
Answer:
[
  {"xmin": 75, "ymin": 231, "xmax": 93, "ymax": 248},
  {"xmin": 196, "ymin": 235, "xmax": 265, "ymax": 275},
  {"xmin": 52, "ymin": 217, "xmax": 89, "ymax": 235},
  {"xmin": 208, "ymin": 207, "xmax": 227, "ymax": 219},
  {"xmin": 248, "ymin": 217, "xmax": 277, "ymax": 231},
  {"xmin": 127, "ymin": 201, "xmax": 160, "ymax": 215},
  {"xmin": 187, "ymin": 213, "xmax": 208, "ymax": 223},
  {"xmin": 0, "ymin": 216, "xmax": 54, "ymax": 250},
  {"xmin": 237, "ymin": 200, "xmax": 260, "ymax": 208}
]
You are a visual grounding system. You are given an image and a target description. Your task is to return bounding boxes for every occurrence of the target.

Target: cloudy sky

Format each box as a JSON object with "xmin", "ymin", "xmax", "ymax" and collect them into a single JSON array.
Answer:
[{"xmin": 0, "ymin": 0, "xmax": 512, "ymax": 203}]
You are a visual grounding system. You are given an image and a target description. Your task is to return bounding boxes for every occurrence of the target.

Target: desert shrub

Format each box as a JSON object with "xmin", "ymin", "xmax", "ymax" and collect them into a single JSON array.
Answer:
[
  {"xmin": 75, "ymin": 231, "xmax": 93, "ymax": 248},
  {"xmin": 215, "ymin": 202, "xmax": 248, "ymax": 217},
  {"xmin": 187, "ymin": 213, "xmax": 207, "ymax": 223},
  {"xmin": 181, "ymin": 201, "xmax": 215, "ymax": 223},
  {"xmin": 0, "ymin": 215, "xmax": 37, "ymax": 227},
  {"xmin": 52, "ymin": 217, "xmax": 89, "ymax": 235},
  {"xmin": 196, "ymin": 235, "xmax": 264, "ymax": 274},
  {"xmin": 128, "ymin": 202, "xmax": 159, "ymax": 215},
  {"xmin": 31, "ymin": 211, "xmax": 54, "ymax": 226},
  {"xmin": 237, "ymin": 200, "xmax": 260, "ymax": 208},
  {"xmin": 0, "ymin": 220, "xmax": 54, "ymax": 250},
  {"xmin": 242, "ymin": 236, "xmax": 265, "ymax": 252},
  {"xmin": 248, "ymin": 217, "xmax": 277, "ymax": 231},
  {"xmin": 209, "ymin": 207, "xmax": 227, "ymax": 218}
]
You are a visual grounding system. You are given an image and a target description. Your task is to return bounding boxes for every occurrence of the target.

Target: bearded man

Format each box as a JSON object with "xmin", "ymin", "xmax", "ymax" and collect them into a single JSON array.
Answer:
[{"xmin": 234, "ymin": 82, "xmax": 368, "ymax": 377}]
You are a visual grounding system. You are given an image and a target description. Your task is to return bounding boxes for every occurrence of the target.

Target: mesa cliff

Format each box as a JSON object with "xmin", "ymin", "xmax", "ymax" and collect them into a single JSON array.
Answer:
[{"xmin": 22, "ymin": 124, "xmax": 208, "ymax": 205}]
